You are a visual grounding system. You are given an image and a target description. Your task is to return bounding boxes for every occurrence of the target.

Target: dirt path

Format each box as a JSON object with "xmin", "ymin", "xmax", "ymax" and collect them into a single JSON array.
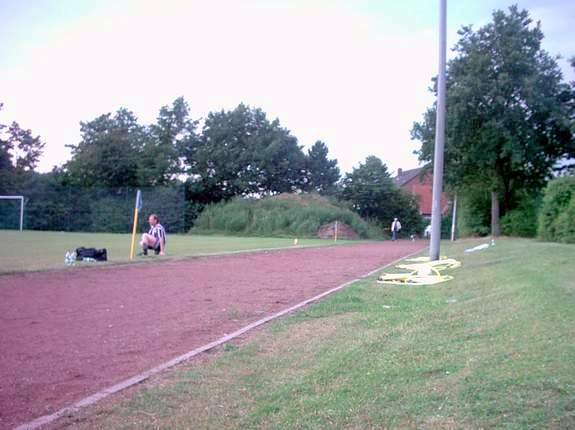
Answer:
[{"xmin": 0, "ymin": 241, "xmax": 423, "ymax": 429}]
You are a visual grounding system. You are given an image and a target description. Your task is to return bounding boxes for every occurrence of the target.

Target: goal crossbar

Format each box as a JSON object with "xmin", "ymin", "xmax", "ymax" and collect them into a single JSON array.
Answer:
[{"xmin": 0, "ymin": 195, "xmax": 24, "ymax": 231}]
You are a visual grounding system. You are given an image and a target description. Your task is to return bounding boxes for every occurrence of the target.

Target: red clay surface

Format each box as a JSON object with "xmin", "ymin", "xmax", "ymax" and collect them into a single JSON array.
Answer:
[{"xmin": 0, "ymin": 241, "xmax": 423, "ymax": 429}]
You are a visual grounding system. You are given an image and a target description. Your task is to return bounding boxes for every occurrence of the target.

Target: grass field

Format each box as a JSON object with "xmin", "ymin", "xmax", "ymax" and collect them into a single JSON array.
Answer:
[
  {"xmin": 60, "ymin": 238, "xmax": 575, "ymax": 429},
  {"xmin": 0, "ymin": 230, "xmax": 347, "ymax": 274}
]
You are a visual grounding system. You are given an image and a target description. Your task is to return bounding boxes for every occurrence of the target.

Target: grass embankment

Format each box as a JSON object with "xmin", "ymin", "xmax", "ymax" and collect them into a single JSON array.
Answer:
[
  {"xmin": 192, "ymin": 193, "xmax": 381, "ymax": 238},
  {"xmin": 58, "ymin": 238, "xmax": 575, "ymax": 429},
  {"xmin": 0, "ymin": 230, "xmax": 340, "ymax": 274}
]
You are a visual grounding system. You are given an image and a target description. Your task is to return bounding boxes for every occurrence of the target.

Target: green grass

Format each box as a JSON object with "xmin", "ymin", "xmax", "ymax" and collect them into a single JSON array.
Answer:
[
  {"xmin": 0, "ymin": 230, "xmax": 348, "ymax": 274},
  {"xmin": 56, "ymin": 238, "xmax": 575, "ymax": 429}
]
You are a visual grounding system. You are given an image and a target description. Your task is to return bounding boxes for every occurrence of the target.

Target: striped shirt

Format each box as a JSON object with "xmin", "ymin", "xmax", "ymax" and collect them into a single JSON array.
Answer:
[{"xmin": 148, "ymin": 223, "xmax": 166, "ymax": 246}]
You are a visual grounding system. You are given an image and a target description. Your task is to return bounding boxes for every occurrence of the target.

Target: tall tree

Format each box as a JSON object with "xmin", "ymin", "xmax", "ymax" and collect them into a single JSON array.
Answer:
[
  {"xmin": 340, "ymin": 156, "xmax": 423, "ymax": 233},
  {"xmin": 188, "ymin": 104, "xmax": 307, "ymax": 202},
  {"xmin": 141, "ymin": 97, "xmax": 198, "ymax": 186},
  {"xmin": 0, "ymin": 103, "xmax": 45, "ymax": 172},
  {"xmin": 256, "ymin": 119, "xmax": 307, "ymax": 194},
  {"xmin": 65, "ymin": 108, "xmax": 145, "ymax": 187},
  {"xmin": 0, "ymin": 102, "xmax": 46, "ymax": 196},
  {"xmin": 305, "ymin": 140, "xmax": 340, "ymax": 194},
  {"xmin": 412, "ymin": 6, "xmax": 574, "ymax": 236}
]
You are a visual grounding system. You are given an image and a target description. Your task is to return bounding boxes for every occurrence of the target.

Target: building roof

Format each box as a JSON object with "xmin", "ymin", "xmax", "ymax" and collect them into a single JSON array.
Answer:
[{"xmin": 395, "ymin": 167, "xmax": 423, "ymax": 186}]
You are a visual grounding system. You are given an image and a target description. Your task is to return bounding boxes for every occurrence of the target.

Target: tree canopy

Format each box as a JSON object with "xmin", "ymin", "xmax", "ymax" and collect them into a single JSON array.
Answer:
[
  {"xmin": 187, "ymin": 104, "xmax": 308, "ymax": 202},
  {"xmin": 65, "ymin": 108, "xmax": 146, "ymax": 187},
  {"xmin": 2, "ymin": 97, "xmax": 429, "ymax": 236},
  {"xmin": 0, "ymin": 103, "xmax": 45, "ymax": 173},
  {"xmin": 0, "ymin": 102, "xmax": 46, "ymax": 195},
  {"xmin": 143, "ymin": 97, "xmax": 198, "ymax": 186},
  {"xmin": 305, "ymin": 140, "xmax": 340, "ymax": 194},
  {"xmin": 340, "ymin": 156, "xmax": 423, "ymax": 234},
  {"xmin": 59, "ymin": 101, "xmax": 342, "ymax": 214},
  {"xmin": 412, "ymin": 6, "xmax": 574, "ymax": 235}
]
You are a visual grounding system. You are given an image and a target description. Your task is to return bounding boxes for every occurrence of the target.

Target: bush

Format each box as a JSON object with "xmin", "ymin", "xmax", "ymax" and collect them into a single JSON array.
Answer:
[
  {"xmin": 442, "ymin": 213, "xmax": 453, "ymax": 239},
  {"xmin": 552, "ymin": 197, "xmax": 575, "ymax": 243},
  {"xmin": 501, "ymin": 194, "xmax": 540, "ymax": 238},
  {"xmin": 538, "ymin": 176, "xmax": 575, "ymax": 243},
  {"xmin": 192, "ymin": 193, "xmax": 381, "ymax": 239},
  {"xmin": 396, "ymin": 190, "xmax": 427, "ymax": 236},
  {"xmin": 457, "ymin": 186, "xmax": 541, "ymax": 238},
  {"xmin": 457, "ymin": 187, "xmax": 491, "ymax": 237}
]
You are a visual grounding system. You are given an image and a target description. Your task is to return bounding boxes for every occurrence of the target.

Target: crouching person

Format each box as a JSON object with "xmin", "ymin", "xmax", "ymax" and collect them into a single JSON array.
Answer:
[{"xmin": 140, "ymin": 214, "xmax": 166, "ymax": 256}]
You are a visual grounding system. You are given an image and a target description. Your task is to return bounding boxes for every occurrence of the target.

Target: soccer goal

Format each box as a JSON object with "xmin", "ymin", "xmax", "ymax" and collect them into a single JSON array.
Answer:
[{"xmin": 0, "ymin": 196, "xmax": 24, "ymax": 231}]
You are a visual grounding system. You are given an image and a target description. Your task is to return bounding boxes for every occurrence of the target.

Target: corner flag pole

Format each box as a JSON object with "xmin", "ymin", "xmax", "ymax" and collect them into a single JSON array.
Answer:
[
  {"xmin": 130, "ymin": 190, "xmax": 142, "ymax": 260},
  {"xmin": 430, "ymin": 0, "xmax": 447, "ymax": 261}
]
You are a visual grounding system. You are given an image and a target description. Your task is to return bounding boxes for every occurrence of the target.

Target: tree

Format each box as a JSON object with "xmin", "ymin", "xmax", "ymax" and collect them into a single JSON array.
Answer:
[
  {"xmin": 65, "ymin": 108, "xmax": 146, "ymax": 187},
  {"xmin": 305, "ymin": 140, "xmax": 340, "ymax": 194},
  {"xmin": 141, "ymin": 97, "xmax": 198, "ymax": 186},
  {"xmin": 340, "ymin": 156, "xmax": 423, "ymax": 234},
  {"xmin": 188, "ymin": 104, "xmax": 307, "ymax": 202},
  {"xmin": 0, "ymin": 102, "xmax": 45, "ymax": 173},
  {"xmin": 0, "ymin": 103, "xmax": 46, "ymax": 196},
  {"xmin": 254, "ymin": 118, "xmax": 307, "ymax": 194},
  {"xmin": 412, "ymin": 6, "xmax": 574, "ymax": 236}
]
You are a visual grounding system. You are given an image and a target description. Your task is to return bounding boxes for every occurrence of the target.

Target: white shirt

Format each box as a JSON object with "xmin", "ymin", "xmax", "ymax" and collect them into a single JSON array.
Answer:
[{"xmin": 148, "ymin": 223, "xmax": 166, "ymax": 245}]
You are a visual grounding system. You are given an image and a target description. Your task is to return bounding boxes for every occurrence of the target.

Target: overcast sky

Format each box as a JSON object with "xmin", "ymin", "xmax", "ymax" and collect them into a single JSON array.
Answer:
[{"xmin": 1, "ymin": 0, "xmax": 573, "ymax": 175}]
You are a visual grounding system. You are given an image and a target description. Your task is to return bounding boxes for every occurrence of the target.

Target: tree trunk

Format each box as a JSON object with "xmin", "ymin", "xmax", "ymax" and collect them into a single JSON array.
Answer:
[{"xmin": 491, "ymin": 191, "xmax": 501, "ymax": 237}]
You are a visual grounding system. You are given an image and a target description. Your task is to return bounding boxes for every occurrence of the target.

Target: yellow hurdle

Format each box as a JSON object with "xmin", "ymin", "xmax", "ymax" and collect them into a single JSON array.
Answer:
[{"xmin": 377, "ymin": 257, "xmax": 461, "ymax": 286}]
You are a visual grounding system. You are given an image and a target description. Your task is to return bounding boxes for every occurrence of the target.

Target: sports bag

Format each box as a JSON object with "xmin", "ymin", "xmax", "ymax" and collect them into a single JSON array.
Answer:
[{"xmin": 76, "ymin": 247, "xmax": 108, "ymax": 262}]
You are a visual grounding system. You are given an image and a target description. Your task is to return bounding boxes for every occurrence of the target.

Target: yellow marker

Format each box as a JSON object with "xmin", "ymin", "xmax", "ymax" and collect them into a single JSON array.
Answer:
[{"xmin": 129, "ymin": 190, "xmax": 142, "ymax": 260}]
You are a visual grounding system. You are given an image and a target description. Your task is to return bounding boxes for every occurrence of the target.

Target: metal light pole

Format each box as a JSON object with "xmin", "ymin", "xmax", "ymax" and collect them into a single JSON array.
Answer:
[{"xmin": 430, "ymin": 0, "xmax": 447, "ymax": 261}]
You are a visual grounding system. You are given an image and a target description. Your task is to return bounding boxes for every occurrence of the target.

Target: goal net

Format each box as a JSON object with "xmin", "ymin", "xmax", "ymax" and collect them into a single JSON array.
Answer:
[{"xmin": 0, "ymin": 196, "xmax": 24, "ymax": 231}]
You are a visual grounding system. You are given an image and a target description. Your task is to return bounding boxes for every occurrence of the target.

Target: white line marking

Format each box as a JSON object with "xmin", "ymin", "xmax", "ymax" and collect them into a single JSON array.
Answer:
[{"xmin": 14, "ymin": 246, "xmax": 424, "ymax": 430}]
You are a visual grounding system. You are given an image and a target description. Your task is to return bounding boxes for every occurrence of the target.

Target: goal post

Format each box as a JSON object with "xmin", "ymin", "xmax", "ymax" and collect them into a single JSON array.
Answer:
[{"xmin": 0, "ymin": 196, "xmax": 24, "ymax": 231}]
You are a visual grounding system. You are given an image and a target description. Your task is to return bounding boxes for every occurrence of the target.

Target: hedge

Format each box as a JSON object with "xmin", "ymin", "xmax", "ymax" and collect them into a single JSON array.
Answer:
[{"xmin": 538, "ymin": 176, "xmax": 575, "ymax": 243}]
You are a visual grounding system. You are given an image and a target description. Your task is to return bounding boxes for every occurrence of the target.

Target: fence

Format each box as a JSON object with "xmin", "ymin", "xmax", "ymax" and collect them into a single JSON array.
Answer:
[{"xmin": 0, "ymin": 186, "xmax": 189, "ymax": 233}]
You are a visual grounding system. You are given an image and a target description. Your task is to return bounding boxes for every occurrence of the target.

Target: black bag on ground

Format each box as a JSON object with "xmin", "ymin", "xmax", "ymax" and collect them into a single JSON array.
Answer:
[{"xmin": 76, "ymin": 247, "xmax": 108, "ymax": 262}]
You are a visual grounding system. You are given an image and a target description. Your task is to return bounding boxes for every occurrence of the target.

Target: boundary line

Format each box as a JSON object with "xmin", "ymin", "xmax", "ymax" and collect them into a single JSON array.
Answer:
[{"xmin": 14, "ymin": 246, "xmax": 424, "ymax": 430}]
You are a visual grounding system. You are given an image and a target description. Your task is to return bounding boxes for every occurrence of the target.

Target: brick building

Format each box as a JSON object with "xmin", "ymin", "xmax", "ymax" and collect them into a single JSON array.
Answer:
[{"xmin": 395, "ymin": 167, "xmax": 449, "ymax": 218}]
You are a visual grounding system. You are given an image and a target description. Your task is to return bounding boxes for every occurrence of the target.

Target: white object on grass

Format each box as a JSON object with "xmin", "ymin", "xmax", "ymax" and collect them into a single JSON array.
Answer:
[
  {"xmin": 64, "ymin": 251, "xmax": 76, "ymax": 266},
  {"xmin": 464, "ymin": 243, "xmax": 490, "ymax": 253}
]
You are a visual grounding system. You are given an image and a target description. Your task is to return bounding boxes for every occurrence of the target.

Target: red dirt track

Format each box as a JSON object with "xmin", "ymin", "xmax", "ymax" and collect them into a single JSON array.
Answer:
[{"xmin": 0, "ymin": 241, "xmax": 422, "ymax": 429}]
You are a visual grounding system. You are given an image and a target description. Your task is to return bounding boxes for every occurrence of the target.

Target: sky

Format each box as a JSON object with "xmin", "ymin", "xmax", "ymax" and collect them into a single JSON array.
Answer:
[{"xmin": 1, "ymin": 0, "xmax": 573, "ymax": 175}]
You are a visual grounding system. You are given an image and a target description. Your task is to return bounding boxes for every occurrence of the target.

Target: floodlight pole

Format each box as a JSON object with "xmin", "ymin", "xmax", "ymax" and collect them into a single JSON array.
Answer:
[{"xmin": 430, "ymin": 0, "xmax": 447, "ymax": 261}]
